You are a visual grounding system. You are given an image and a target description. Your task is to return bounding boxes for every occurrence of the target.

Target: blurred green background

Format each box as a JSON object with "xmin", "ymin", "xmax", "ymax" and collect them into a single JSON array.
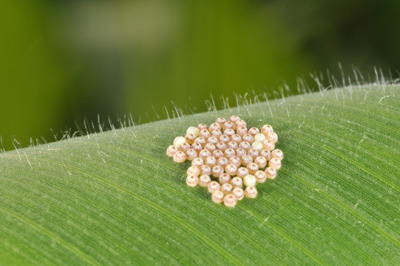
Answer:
[{"xmin": 1, "ymin": 0, "xmax": 399, "ymax": 150}]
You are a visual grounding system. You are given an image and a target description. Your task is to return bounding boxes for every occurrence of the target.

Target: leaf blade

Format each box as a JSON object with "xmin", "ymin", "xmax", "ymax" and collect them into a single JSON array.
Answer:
[{"xmin": 1, "ymin": 85, "xmax": 400, "ymax": 265}]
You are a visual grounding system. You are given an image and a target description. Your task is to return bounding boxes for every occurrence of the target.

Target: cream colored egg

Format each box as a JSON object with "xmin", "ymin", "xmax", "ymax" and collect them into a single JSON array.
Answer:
[
  {"xmin": 173, "ymin": 136, "xmax": 186, "ymax": 148},
  {"xmin": 187, "ymin": 126, "xmax": 200, "ymax": 137},
  {"xmin": 243, "ymin": 175, "xmax": 257, "ymax": 187},
  {"xmin": 252, "ymin": 141, "xmax": 263, "ymax": 152}
]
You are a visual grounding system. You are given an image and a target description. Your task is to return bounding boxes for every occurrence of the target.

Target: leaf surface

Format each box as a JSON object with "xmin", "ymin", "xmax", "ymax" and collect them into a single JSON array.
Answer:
[{"xmin": 1, "ymin": 85, "xmax": 399, "ymax": 265}]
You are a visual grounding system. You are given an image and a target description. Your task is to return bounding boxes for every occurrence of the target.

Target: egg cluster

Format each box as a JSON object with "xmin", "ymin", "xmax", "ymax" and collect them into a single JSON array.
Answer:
[{"xmin": 166, "ymin": 115, "xmax": 283, "ymax": 208}]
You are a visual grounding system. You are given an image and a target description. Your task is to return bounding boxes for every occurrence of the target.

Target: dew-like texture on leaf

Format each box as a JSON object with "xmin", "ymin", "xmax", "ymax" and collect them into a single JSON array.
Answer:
[{"xmin": 0, "ymin": 85, "xmax": 400, "ymax": 265}]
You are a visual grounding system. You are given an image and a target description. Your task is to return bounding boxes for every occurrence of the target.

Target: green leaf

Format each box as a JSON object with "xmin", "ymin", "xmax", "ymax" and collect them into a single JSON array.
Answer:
[{"xmin": 1, "ymin": 84, "xmax": 399, "ymax": 265}]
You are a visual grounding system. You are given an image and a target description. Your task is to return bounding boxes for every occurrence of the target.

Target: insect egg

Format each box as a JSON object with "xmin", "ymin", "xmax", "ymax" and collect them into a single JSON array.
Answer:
[
  {"xmin": 241, "ymin": 155, "xmax": 253, "ymax": 166},
  {"xmin": 191, "ymin": 143, "xmax": 203, "ymax": 152},
  {"xmin": 254, "ymin": 133, "xmax": 266, "ymax": 142},
  {"xmin": 223, "ymin": 121, "xmax": 235, "ymax": 130},
  {"xmin": 262, "ymin": 140, "xmax": 275, "ymax": 151},
  {"xmin": 199, "ymin": 129, "xmax": 211, "ymax": 139},
  {"xmin": 261, "ymin": 124, "xmax": 274, "ymax": 135},
  {"xmin": 235, "ymin": 148, "xmax": 247, "ymax": 158},
  {"xmin": 219, "ymin": 134, "xmax": 230, "ymax": 143},
  {"xmin": 199, "ymin": 175, "xmax": 211, "ymax": 187},
  {"xmin": 186, "ymin": 175, "xmax": 199, "ymax": 187},
  {"xmin": 225, "ymin": 164, "xmax": 238, "ymax": 176},
  {"xmin": 260, "ymin": 149, "xmax": 271, "ymax": 160},
  {"xmin": 227, "ymin": 141, "xmax": 238, "ymax": 150},
  {"xmin": 209, "ymin": 123, "xmax": 221, "ymax": 132},
  {"xmin": 266, "ymin": 132, "xmax": 278, "ymax": 143},
  {"xmin": 229, "ymin": 156, "xmax": 242, "ymax": 168},
  {"xmin": 221, "ymin": 183, "xmax": 233, "ymax": 194},
  {"xmin": 247, "ymin": 162, "xmax": 259, "ymax": 175},
  {"xmin": 204, "ymin": 143, "xmax": 217, "ymax": 152},
  {"xmin": 231, "ymin": 177, "xmax": 243, "ymax": 188},
  {"xmin": 200, "ymin": 165, "xmax": 212, "ymax": 176},
  {"xmin": 242, "ymin": 134, "xmax": 254, "ymax": 143},
  {"xmin": 219, "ymin": 173, "xmax": 231, "ymax": 184},
  {"xmin": 268, "ymin": 158, "xmax": 282, "ymax": 170},
  {"xmin": 232, "ymin": 187, "xmax": 244, "ymax": 200},
  {"xmin": 205, "ymin": 156, "xmax": 217, "ymax": 167},
  {"xmin": 173, "ymin": 151, "xmax": 187, "ymax": 163},
  {"xmin": 251, "ymin": 141, "xmax": 263, "ymax": 152},
  {"xmin": 237, "ymin": 167, "xmax": 249, "ymax": 178},
  {"xmin": 191, "ymin": 157, "xmax": 204, "ymax": 168},
  {"xmin": 236, "ymin": 119, "xmax": 247, "ymax": 128},
  {"xmin": 212, "ymin": 149, "xmax": 224, "ymax": 159},
  {"xmin": 244, "ymin": 186, "xmax": 258, "ymax": 198},
  {"xmin": 229, "ymin": 115, "xmax": 241, "ymax": 123},
  {"xmin": 207, "ymin": 136, "xmax": 219, "ymax": 145},
  {"xmin": 186, "ymin": 149, "xmax": 198, "ymax": 161},
  {"xmin": 239, "ymin": 141, "xmax": 251, "ymax": 151},
  {"xmin": 236, "ymin": 126, "xmax": 248, "ymax": 136},
  {"xmin": 248, "ymin": 127, "xmax": 260, "ymax": 136},
  {"xmin": 179, "ymin": 142, "xmax": 191, "ymax": 152},
  {"xmin": 173, "ymin": 136, "xmax": 186, "ymax": 148},
  {"xmin": 224, "ymin": 148, "xmax": 236, "ymax": 158},
  {"xmin": 231, "ymin": 134, "xmax": 242, "ymax": 143},
  {"xmin": 215, "ymin": 117, "xmax": 227, "ymax": 126},
  {"xmin": 243, "ymin": 175, "xmax": 257, "ymax": 187},
  {"xmin": 271, "ymin": 149, "xmax": 284, "ymax": 161},
  {"xmin": 197, "ymin": 123, "xmax": 208, "ymax": 130},
  {"xmin": 211, "ymin": 165, "xmax": 224, "ymax": 177},
  {"xmin": 212, "ymin": 191, "xmax": 224, "ymax": 204},
  {"xmin": 187, "ymin": 126, "xmax": 200, "ymax": 137},
  {"xmin": 254, "ymin": 156, "xmax": 267, "ymax": 168},
  {"xmin": 255, "ymin": 170, "xmax": 267, "ymax": 183},
  {"xmin": 187, "ymin": 166, "xmax": 200, "ymax": 177},
  {"xmin": 224, "ymin": 128, "xmax": 235, "ymax": 136},
  {"xmin": 211, "ymin": 130, "xmax": 222, "ymax": 138},
  {"xmin": 215, "ymin": 142, "xmax": 228, "ymax": 151},
  {"xmin": 166, "ymin": 145, "xmax": 178, "ymax": 157},
  {"xmin": 194, "ymin": 137, "xmax": 206, "ymax": 146},
  {"xmin": 208, "ymin": 181, "xmax": 221, "ymax": 193},
  {"xmin": 217, "ymin": 157, "xmax": 229, "ymax": 167},
  {"xmin": 185, "ymin": 133, "xmax": 196, "ymax": 144},
  {"xmin": 248, "ymin": 148, "xmax": 259, "ymax": 159},
  {"xmin": 223, "ymin": 194, "xmax": 237, "ymax": 208},
  {"xmin": 199, "ymin": 149, "xmax": 211, "ymax": 159},
  {"xmin": 265, "ymin": 167, "xmax": 277, "ymax": 179}
]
